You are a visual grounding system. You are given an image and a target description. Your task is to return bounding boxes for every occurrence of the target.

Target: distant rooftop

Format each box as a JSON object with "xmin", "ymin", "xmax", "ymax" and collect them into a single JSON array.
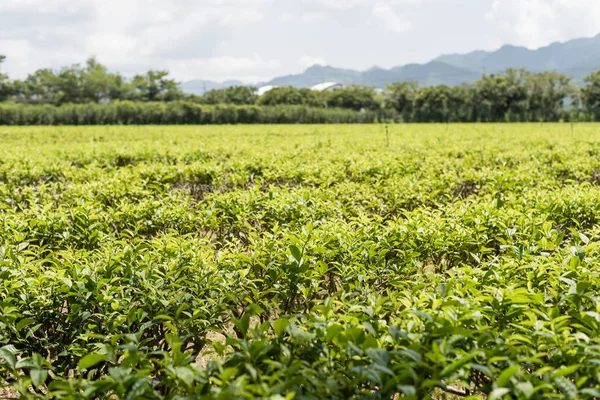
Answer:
[
  {"xmin": 310, "ymin": 82, "xmax": 343, "ymax": 92},
  {"xmin": 256, "ymin": 85, "xmax": 278, "ymax": 96}
]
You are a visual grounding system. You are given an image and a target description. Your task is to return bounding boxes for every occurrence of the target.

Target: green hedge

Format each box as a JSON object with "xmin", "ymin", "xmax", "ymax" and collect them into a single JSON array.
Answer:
[{"xmin": 0, "ymin": 101, "xmax": 400, "ymax": 125}]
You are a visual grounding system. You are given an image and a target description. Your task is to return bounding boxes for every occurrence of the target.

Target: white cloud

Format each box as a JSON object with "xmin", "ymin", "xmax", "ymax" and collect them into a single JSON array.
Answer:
[
  {"xmin": 0, "ymin": 39, "xmax": 34, "ymax": 61},
  {"xmin": 302, "ymin": 0, "xmax": 423, "ymax": 10},
  {"xmin": 279, "ymin": 11, "xmax": 326, "ymax": 23},
  {"xmin": 372, "ymin": 1, "xmax": 413, "ymax": 32},
  {"xmin": 2, "ymin": 0, "xmax": 599, "ymax": 84},
  {"xmin": 389, "ymin": 0, "xmax": 423, "ymax": 4},
  {"xmin": 167, "ymin": 54, "xmax": 281, "ymax": 82},
  {"xmin": 486, "ymin": 0, "xmax": 600, "ymax": 49},
  {"xmin": 279, "ymin": 12, "xmax": 295, "ymax": 22},
  {"xmin": 298, "ymin": 56, "xmax": 327, "ymax": 68},
  {"xmin": 0, "ymin": 0, "xmax": 90, "ymax": 13},
  {"xmin": 302, "ymin": 12, "xmax": 327, "ymax": 22},
  {"xmin": 0, "ymin": 0, "xmax": 272, "ymax": 80},
  {"xmin": 302, "ymin": 0, "xmax": 370, "ymax": 9}
]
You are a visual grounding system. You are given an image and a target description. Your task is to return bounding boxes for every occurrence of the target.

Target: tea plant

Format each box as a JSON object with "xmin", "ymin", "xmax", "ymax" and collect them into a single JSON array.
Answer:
[{"xmin": 1, "ymin": 124, "xmax": 600, "ymax": 399}]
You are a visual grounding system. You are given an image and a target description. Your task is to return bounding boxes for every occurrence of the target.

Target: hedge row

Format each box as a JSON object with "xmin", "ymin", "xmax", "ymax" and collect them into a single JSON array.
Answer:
[{"xmin": 0, "ymin": 102, "xmax": 400, "ymax": 125}]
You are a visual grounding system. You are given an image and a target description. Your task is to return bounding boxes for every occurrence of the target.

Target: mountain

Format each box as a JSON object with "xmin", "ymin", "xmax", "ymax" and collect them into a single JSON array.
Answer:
[
  {"xmin": 266, "ymin": 65, "xmax": 362, "ymax": 88},
  {"xmin": 179, "ymin": 33, "xmax": 600, "ymax": 93},
  {"xmin": 435, "ymin": 34, "xmax": 600, "ymax": 81},
  {"xmin": 374, "ymin": 62, "xmax": 480, "ymax": 86},
  {"xmin": 255, "ymin": 62, "xmax": 478, "ymax": 88},
  {"xmin": 180, "ymin": 79, "xmax": 244, "ymax": 95}
]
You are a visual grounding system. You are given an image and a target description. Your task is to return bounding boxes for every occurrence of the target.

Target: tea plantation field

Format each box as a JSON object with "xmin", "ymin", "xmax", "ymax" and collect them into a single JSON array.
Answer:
[{"xmin": 2, "ymin": 124, "xmax": 600, "ymax": 399}]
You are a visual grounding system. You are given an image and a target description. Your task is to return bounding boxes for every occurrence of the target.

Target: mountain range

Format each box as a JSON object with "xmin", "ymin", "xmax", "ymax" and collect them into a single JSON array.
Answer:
[{"xmin": 181, "ymin": 33, "xmax": 600, "ymax": 94}]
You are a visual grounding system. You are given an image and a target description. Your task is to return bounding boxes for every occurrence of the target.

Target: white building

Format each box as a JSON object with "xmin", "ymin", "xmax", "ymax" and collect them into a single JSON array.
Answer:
[
  {"xmin": 256, "ymin": 85, "xmax": 278, "ymax": 96},
  {"xmin": 310, "ymin": 82, "xmax": 343, "ymax": 92}
]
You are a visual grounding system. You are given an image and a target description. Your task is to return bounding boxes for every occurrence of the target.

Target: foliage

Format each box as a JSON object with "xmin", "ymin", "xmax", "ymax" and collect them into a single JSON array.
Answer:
[
  {"xmin": 1, "ymin": 124, "xmax": 600, "ymax": 398},
  {"xmin": 256, "ymin": 87, "xmax": 326, "ymax": 107},
  {"xmin": 382, "ymin": 81, "xmax": 419, "ymax": 121},
  {"xmin": 2, "ymin": 55, "xmax": 600, "ymax": 122},
  {"xmin": 5, "ymin": 57, "xmax": 183, "ymax": 105},
  {"xmin": 582, "ymin": 70, "xmax": 600, "ymax": 120},
  {"xmin": 0, "ymin": 74, "xmax": 10, "ymax": 102},
  {"xmin": 131, "ymin": 70, "xmax": 183, "ymax": 102},
  {"xmin": 0, "ymin": 54, "xmax": 12, "ymax": 102},
  {"xmin": 327, "ymin": 84, "xmax": 380, "ymax": 111},
  {"xmin": 0, "ymin": 102, "xmax": 392, "ymax": 125},
  {"xmin": 201, "ymin": 86, "xmax": 259, "ymax": 105},
  {"xmin": 381, "ymin": 69, "xmax": 583, "ymax": 123}
]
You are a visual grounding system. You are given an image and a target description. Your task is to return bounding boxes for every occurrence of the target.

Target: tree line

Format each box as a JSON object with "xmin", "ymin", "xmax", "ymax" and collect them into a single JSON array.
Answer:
[
  {"xmin": 201, "ymin": 70, "xmax": 600, "ymax": 122},
  {"xmin": 0, "ymin": 57, "xmax": 182, "ymax": 104},
  {"xmin": 3, "ymin": 56, "xmax": 600, "ymax": 122}
]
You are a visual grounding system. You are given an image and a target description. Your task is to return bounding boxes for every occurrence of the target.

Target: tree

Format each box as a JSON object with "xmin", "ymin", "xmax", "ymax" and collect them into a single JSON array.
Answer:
[
  {"xmin": 56, "ymin": 66, "xmax": 83, "ymax": 104},
  {"xmin": 382, "ymin": 81, "xmax": 419, "ymax": 121},
  {"xmin": 203, "ymin": 86, "xmax": 258, "ymax": 105},
  {"xmin": 132, "ymin": 70, "xmax": 183, "ymax": 101},
  {"xmin": 0, "ymin": 55, "xmax": 10, "ymax": 101},
  {"xmin": 81, "ymin": 57, "xmax": 120, "ymax": 103},
  {"xmin": 327, "ymin": 85, "xmax": 379, "ymax": 110},
  {"xmin": 256, "ymin": 87, "xmax": 325, "ymax": 107},
  {"xmin": 525, "ymin": 71, "xmax": 577, "ymax": 122},
  {"xmin": 24, "ymin": 68, "xmax": 60, "ymax": 103},
  {"xmin": 413, "ymin": 85, "xmax": 453, "ymax": 122},
  {"xmin": 473, "ymin": 69, "xmax": 529, "ymax": 122},
  {"xmin": 106, "ymin": 73, "xmax": 136, "ymax": 102},
  {"xmin": 582, "ymin": 70, "xmax": 600, "ymax": 120},
  {"xmin": 18, "ymin": 58, "xmax": 130, "ymax": 104},
  {"xmin": 448, "ymin": 84, "xmax": 477, "ymax": 122}
]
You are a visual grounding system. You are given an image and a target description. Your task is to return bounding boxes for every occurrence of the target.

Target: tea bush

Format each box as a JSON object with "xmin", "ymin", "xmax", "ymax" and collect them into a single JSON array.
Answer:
[{"xmin": 1, "ymin": 124, "xmax": 600, "ymax": 399}]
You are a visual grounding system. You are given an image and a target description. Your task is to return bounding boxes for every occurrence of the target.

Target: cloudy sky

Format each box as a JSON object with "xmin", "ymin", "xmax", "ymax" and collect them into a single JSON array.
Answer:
[{"xmin": 1, "ymin": 0, "xmax": 600, "ymax": 83}]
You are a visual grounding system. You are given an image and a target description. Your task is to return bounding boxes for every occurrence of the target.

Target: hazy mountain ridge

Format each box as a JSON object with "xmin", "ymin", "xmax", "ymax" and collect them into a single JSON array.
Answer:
[
  {"xmin": 181, "ymin": 33, "xmax": 600, "ymax": 94},
  {"xmin": 435, "ymin": 34, "xmax": 600, "ymax": 79},
  {"xmin": 180, "ymin": 79, "xmax": 244, "ymax": 95}
]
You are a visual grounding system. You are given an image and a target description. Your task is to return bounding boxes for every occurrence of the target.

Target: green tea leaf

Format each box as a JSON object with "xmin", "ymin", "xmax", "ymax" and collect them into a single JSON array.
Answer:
[
  {"xmin": 78, "ymin": 353, "xmax": 107, "ymax": 370},
  {"xmin": 552, "ymin": 364, "xmax": 581, "ymax": 378},
  {"xmin": 496, "ymin": 366, "xmax": 520, "ymax": 387},
  {"xmin": 489, "ymin": 388, "xmax": 510, "ymax": 400},
  {"xmin": 289, "ymin": 245, "xmax": 302, "ymax": 262},
  {"xmin": 30, "ymin": 369, "xmax": 48, "ymax": 389}
]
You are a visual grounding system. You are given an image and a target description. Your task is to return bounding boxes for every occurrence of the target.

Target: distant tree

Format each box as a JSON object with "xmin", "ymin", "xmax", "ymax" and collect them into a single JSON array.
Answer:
[
  {"xmin": 132, "ymin": 70, "xmax": 183, "ymax": 102},
  {"xmin": 382, "ymin": 81, "xmax": 419, "ymax": 121},
  {"xmin": 56, "ymin": 66, "xmax": 83, "ymax": 103},
  {"xmin": 413, "ymin": 85, "xmax": 452, "ymax": 122},
  {"xmin": 106, "ymin": 73, "xmax": 136, "ymax": 101},
  {"xmin": 0, "ymin": 78, "xmax": 11, "ymax": 102},
  {"xmin": 582, "ymin": 70, "xmax": 600, "ymax": 120},
  {"xmin": 442, "ymin": 84, "xmax": 471, "ymax": 122},
  {"xmin": 256, "ymin": 87, "xmax": 325, "ymax": 107},
  {"xmin": 9, "ymin": 79, "xmax": 28, "ymax": 102},
  {"xmin": 524, "ymin": 71, "xmax": 577, "ymax": 121},
  {"xmin": 0, "ymin": 55, "xmax": 10, "ymax": 101},
  {"xmin": 81, "ymin": 57, "xmax": 118, "ymax": 102},
  {"xmin": 473, "ymin": 69, "xmax": 529, "ymax": 122},
  {"xmin": 327, "ymin": 85, "xmax": 379, "ymax": 110},
  {"xmin": 17, "ymin": 58, "xmax": 134, "ymax": 104},
  {"xmin": 203, "ymin": 86, "xmax": 258, "ymax": 105},
  {"xmin": 23, "ymin": 68, "xmax": 60, "ymax": 103}
]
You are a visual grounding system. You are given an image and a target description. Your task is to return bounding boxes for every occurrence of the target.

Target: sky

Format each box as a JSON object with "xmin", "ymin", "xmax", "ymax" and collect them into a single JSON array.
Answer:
[{"xmin": 1, "ymin": 0, "xmax": 600, "ymax": 83}]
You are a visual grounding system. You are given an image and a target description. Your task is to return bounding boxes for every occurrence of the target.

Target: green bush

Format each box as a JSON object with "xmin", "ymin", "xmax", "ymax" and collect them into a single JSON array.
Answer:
[
  {"xmin": 2, "ymin": 124, "xmax": 600, "ymax": 398},
  {"xmin": 0, "ymin": 101, "xmax": 399, "ymax": 125}
]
